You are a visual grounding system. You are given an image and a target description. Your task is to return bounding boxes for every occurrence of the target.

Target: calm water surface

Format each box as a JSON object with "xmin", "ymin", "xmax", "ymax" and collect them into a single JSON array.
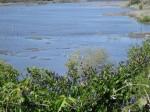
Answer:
[{"xmin": 0, "ymin": 1, "xmax": 150, "ymax": 75}]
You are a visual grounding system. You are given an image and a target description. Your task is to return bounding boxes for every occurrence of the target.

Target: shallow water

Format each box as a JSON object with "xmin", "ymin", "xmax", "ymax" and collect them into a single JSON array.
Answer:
[{"xmin": 0, "ymin": 1, "xmax": 150, "ymax": 75}]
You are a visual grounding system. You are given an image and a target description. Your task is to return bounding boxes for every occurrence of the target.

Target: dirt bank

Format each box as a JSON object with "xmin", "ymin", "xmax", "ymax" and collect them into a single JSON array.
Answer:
[
  {"xmin": 0, "ymin": 3, "xmax": 15, "ymax": 6},
  {"xmin": 103, "ymin": 1, "xmax": 150, "ymax": 24}
]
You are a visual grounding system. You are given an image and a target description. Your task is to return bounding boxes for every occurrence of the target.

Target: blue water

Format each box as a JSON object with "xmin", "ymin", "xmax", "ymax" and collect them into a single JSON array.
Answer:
[{"xmin": 0, "ymin": 1, "xmax": 150, "ymax": 75}]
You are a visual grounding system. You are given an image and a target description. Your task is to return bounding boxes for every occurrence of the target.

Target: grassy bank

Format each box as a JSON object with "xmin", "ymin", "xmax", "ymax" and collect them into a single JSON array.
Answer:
[
  {"xmin": 123, "ymin": 0, "xmax": 150, "ymax": 24},
  {"xmin": 103, "ymin": 0, "xmax": 150, "ymax": 24}
]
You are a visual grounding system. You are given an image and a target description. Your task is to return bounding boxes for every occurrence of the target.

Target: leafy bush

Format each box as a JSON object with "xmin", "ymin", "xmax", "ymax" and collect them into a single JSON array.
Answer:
[
  {"xmin": 139, "ymin": 4, "xmax": 143, "ymax": 10},
  {"xmin": 138, "ymin": 16, "xmax": 150, "ymax": 23},
  {"xmin": 66, "ymin": 48, "xmax": 107, "ymax": 76},
  {"xmin": 0, "ymin": 39, "xmax": 150, "ymax": 111},
  {"xmin": 0, "ymin": 61, "xmax": 19, "ymax": 86}
]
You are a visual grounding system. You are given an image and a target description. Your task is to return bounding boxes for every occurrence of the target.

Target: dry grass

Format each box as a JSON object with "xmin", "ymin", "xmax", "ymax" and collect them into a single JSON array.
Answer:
[
  {"xmin": 127, "ymin": 0, "xmax": 150, "ymax": 23},
  {"xmin": 103, "ymin": 12, "xmax": 128, "ymax": 16},
  {"xmin": 129, "ymin": 32, "xmax": 150, "ymax": 38},
  {"xmin": 104, "ymin": 1, "xmax": 150, "ymax": 24},
  {"xmin": 0, "ymin": 3, "xmax": 15, "ymax": 6},
  {"xmin": 83, "ymin": 3, "xmax": 120, "ymax": 7}
]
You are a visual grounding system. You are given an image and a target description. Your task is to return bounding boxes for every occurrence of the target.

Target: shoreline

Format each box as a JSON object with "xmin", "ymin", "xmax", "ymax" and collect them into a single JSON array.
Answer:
[
  {"xmin": 0, "ymin": 1, "xmax": 53, "ymax": 7},
  {"xmin": 0, "ymin": 3, "xmax": 16, "ymax": 6},
  {"xmin": 103, "ymin": 1, "xmax": 150, "ymax": 24},
  {"xmin": 81, "ymin": 1, "xmax": 150, "ymax": 24}
]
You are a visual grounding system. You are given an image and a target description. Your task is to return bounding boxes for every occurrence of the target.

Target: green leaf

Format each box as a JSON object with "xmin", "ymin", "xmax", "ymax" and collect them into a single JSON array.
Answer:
[
  {"xmin": 56, "ymin": 95, "xmax": 70, "ymax": 112},
  {"xmin": 138, "ymin": 97, "xmax": 147, "ymax": 110},
  {"xmin": 19, "ymin": 97, "xmax": 25, "ymax": 103},
  {"xmin": 68, "ymin": 97, "xmax": 77, "ymax": 103}
]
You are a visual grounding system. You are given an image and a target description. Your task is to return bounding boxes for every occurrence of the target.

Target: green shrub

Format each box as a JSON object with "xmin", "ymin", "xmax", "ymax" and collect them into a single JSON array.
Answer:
[
  {"xmin": 0, "ymin": 61, "xmax": 19, "ymax": 86},
  {"xmin": 138, "ymin": 16, "xmax": 150, "ymax": 23},
  {"xmin": 139, "ymin": 4, "xmax": 143, "ymax": 10},
  {"xmin": 66, "ymin": 48, "xmax": 107, "ymax": 76}
]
